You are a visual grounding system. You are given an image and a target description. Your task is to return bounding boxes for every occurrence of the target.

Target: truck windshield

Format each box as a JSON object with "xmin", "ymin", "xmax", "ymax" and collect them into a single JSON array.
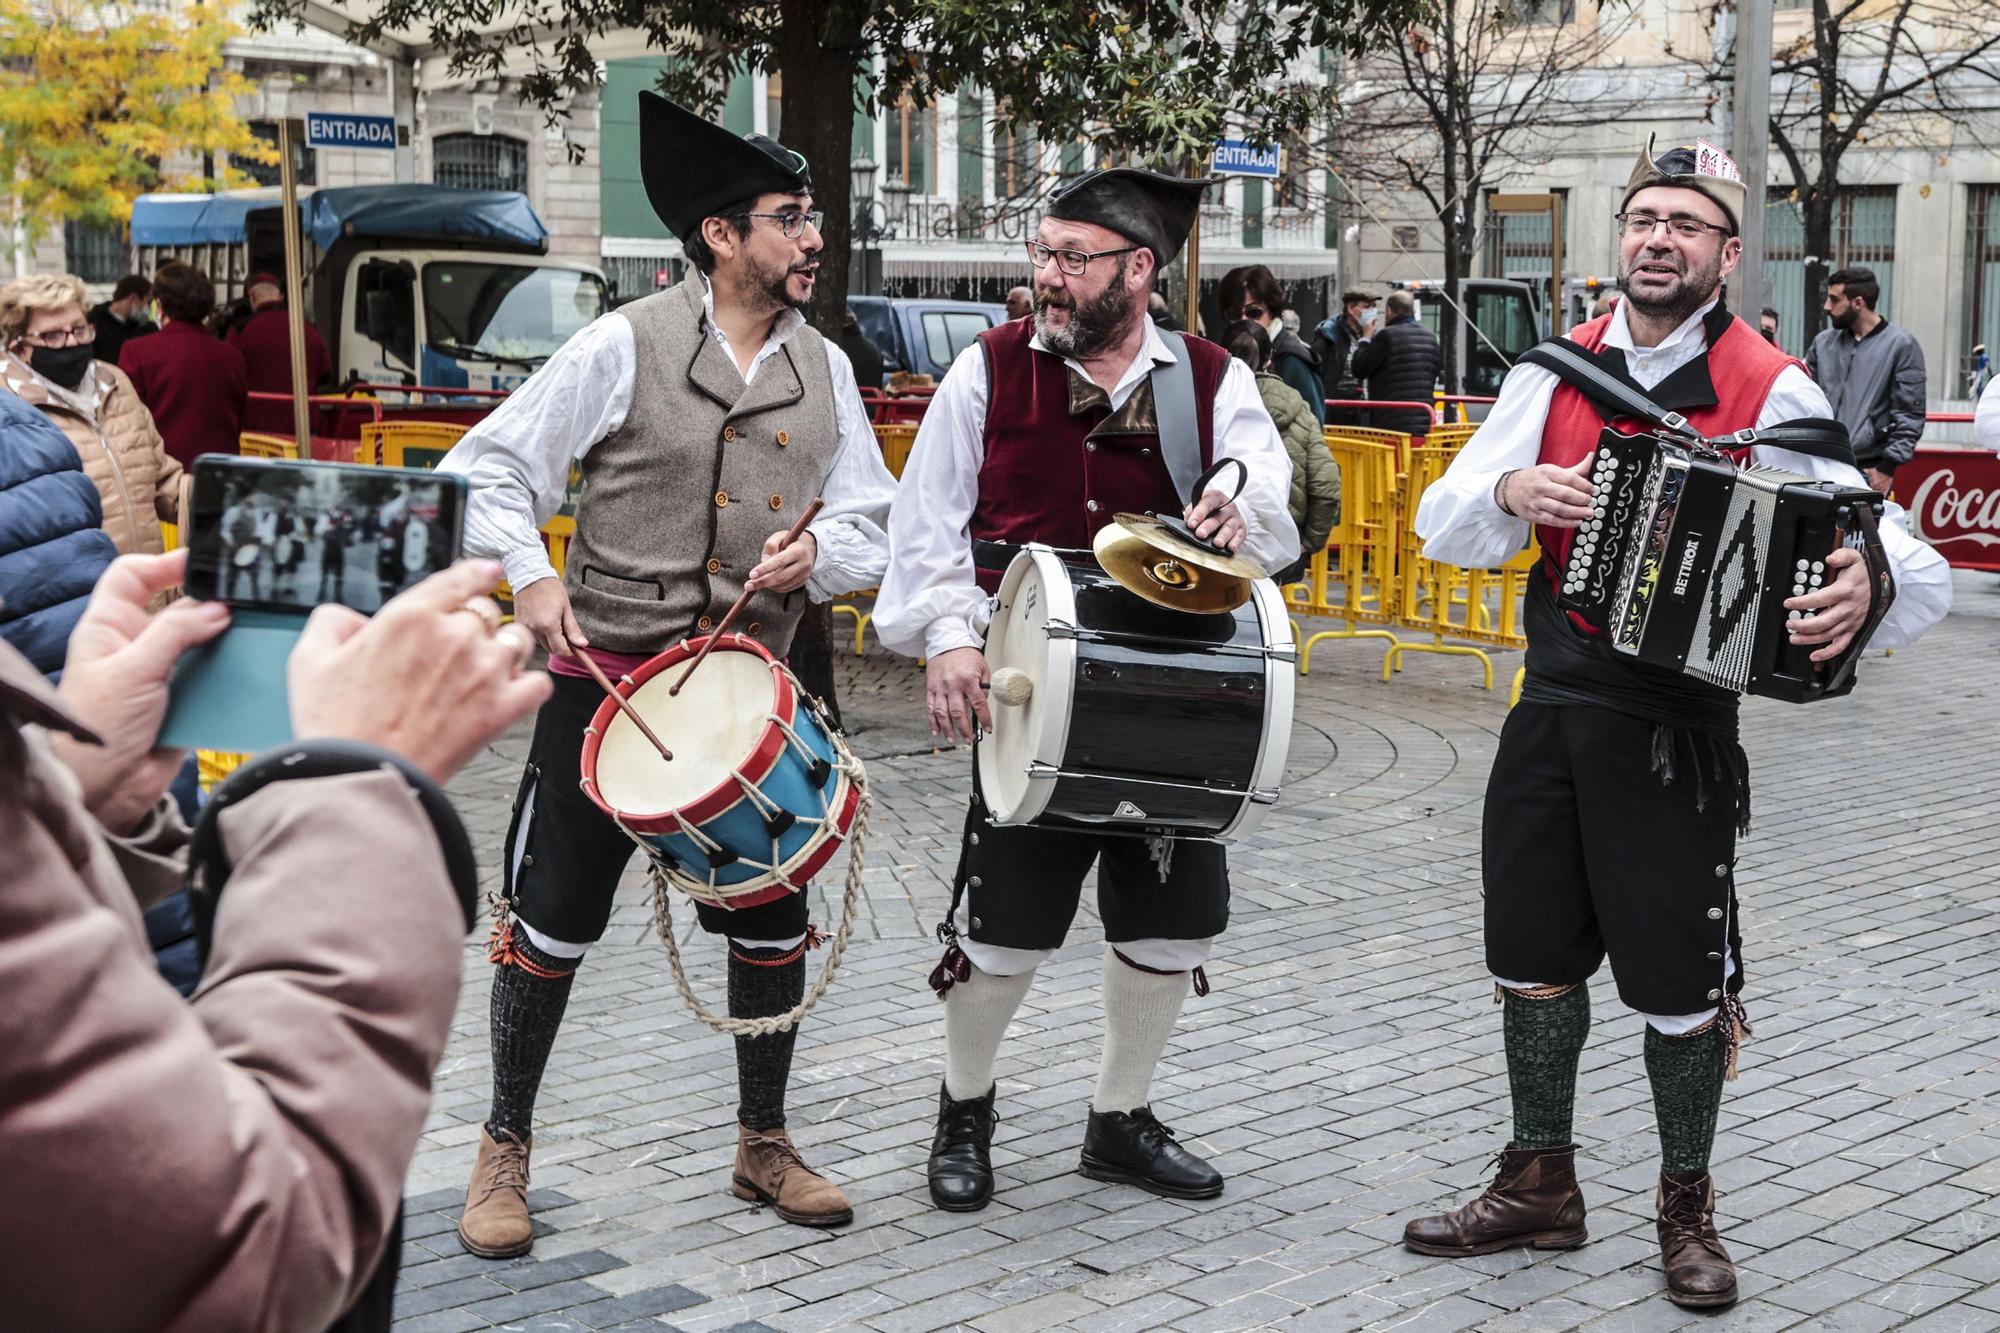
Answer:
[{"xmin": 422, "ymin": 263, "xmax": 607, "ymax": 365}]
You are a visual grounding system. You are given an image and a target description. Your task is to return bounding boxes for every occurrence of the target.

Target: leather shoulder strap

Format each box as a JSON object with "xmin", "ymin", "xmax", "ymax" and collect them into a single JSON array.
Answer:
[{"xmin": 1150, "ymin": 331, "xmax": 1202, "ymax": 506}]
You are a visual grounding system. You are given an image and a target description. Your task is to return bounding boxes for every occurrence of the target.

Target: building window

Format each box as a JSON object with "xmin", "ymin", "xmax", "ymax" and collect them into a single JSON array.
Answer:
[
  {"xmin": 65, "ymin": 220, "xmax": 124, "ymax": 284},
  {"xmin": 434, "ymin": 134, "xmax": 528, "ymax": 193},
  {"xmin": 1765, "ymin": 185, "xmax": 1895, "ymax": 356},
  {"xmin": 1482, "ymin": 188, "xmax": 1570, "ymax": 281},
  {"xmin": 1964, "ymin": 186, "xmax": 2000, "ymax": 396},
  {"xmin": 1505, "ymin": 0, "xmax": 1576, "ymax": 24},
  {"xmin": 241, "ymin": 121, "xmax": 315, "ymax": 188},
  {"xmin": 887, "ymin": 97, "xmax": 934, "ymax": 195},
  {"xmin": 994, "ymin": 109, "xmax": 1038, "ymax": 201}
]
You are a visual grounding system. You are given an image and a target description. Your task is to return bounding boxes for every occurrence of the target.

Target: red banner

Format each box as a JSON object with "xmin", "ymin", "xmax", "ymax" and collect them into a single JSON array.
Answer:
[{"xmin": 1895, "ymin": 448, "xmax": 2000, "ymax": 571}]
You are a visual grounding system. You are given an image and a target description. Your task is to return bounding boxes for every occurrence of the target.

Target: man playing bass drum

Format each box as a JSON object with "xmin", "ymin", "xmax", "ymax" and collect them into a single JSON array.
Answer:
[
  {"xmin": 1403, "ymin": 134, "xmax": 1951, "ymax": 1310},
  {"xmin": 874, "ymin": 167, "xmax": 1298, "ymax": 1213}
]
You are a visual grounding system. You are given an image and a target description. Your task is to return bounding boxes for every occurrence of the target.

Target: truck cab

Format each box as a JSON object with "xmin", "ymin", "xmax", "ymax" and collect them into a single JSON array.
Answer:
[
  {"xmin": 1392, "ymin": 277, "xmax": 1542, "ymax": 400},
  {"xmin": 131, "ymin": 185, "xmax": 607, "ymax": 392}
]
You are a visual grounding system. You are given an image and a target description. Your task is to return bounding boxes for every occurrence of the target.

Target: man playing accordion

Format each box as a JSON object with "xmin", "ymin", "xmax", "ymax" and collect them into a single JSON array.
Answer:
[{"xmin": 1403, "ymin": 135, "xmax": 1951, "ymax": 1309}]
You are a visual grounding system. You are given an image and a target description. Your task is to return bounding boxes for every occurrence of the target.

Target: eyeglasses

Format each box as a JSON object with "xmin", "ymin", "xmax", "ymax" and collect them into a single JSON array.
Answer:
[
  {"xmin": 1224, "ymin": 304, "xmax": 1270, "ymax": 322},
  {"xmin": 1615, "ymin": 212, "xmax": 1733, "ymax": 240},
  {"xmin": 19, "ymin": 322, "xmax": 93, "ymax": 348},
  {"xmin": 742, "ymin": 210, "xmax": 824, "ymax": 239},
  {"xmin": 1025, "ymin": 242, "xmax": 1140, "ymax": 276}
]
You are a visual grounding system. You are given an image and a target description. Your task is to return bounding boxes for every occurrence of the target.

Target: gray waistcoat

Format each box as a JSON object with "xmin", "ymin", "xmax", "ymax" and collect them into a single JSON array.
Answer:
[{"xmin": 562, "ymin": 279, "xmax": 839, "ymax": 656}]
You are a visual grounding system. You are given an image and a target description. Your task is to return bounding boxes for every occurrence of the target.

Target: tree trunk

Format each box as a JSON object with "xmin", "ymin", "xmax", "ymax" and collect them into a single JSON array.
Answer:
[
  {"xmin": 1799, "ymin": 180, "xmax": 1836, "ymax": 344},
  {"xmin": 778, "ymin": 0, "xmax": 862, "ymax": 341},
  {"xmin": 775, "ymin": 0, "xmax": 867, "ymax": 721}
]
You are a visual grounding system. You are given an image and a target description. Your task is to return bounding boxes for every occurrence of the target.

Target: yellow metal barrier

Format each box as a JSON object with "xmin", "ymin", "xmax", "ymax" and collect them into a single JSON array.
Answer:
[
  {"xmin": 1294, "ymin": 430, "xmax": 1406, "ymax": 674},
  {"xmin": 1384, "ymin": 442, "xmax": 1538, "ymax": 689},
  {"xmin": 875, "ymin": 422, "xmax": 919, "ymax": 478}
]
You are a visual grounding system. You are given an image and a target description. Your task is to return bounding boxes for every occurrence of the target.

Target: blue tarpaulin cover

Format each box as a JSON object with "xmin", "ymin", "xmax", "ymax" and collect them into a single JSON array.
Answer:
[{"xmin": 131, "ymin": 185, "xmax": 548, "ymax": 252}]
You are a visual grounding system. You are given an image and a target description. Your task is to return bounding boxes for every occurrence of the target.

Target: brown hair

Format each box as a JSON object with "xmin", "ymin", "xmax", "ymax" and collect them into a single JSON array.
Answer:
[{"xmin": 151, "ymin": 261, "xmax": 216, "ymax": 324}]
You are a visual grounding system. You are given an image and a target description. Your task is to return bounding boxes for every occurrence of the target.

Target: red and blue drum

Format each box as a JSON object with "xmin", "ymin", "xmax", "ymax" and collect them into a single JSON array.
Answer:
[{"xmin": 579, "ymin": 636, "xmax": 860, "ymax": 910}]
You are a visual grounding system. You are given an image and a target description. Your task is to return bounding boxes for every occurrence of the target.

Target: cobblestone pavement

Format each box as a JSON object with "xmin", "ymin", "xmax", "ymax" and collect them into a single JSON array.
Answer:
[{"xmin": 403, "ymin": 571, "xmax": 2000, "ymax": 1332}]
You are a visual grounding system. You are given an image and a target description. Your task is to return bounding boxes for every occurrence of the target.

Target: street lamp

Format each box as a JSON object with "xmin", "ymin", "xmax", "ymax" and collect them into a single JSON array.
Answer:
[{"xmin": 851, "ymin": 156, "xmax": 883, "ymax": 297}]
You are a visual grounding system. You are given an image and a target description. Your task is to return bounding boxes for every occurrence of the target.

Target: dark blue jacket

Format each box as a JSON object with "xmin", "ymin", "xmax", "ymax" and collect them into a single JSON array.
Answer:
[{"xmin": 0, "ymin": 388, "xmax": 118, "ymax": 676}]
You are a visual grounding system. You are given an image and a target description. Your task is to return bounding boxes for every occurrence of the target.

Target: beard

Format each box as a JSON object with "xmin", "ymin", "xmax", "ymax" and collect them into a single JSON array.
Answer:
[
  {"xmin": 1616, "ymin": 244, "xmax": 1726, "ymax": 327},
  {"xmin": 733, "ymin": 249, "xmax": 818, "ymax": 316},
  {"xmin": 1034, "ymin": 259, "xmax": 1138, "ymax": 359},
  {"xmin": 1830, "ymin": 304, "xmax": 1859, "ymax": 332}
]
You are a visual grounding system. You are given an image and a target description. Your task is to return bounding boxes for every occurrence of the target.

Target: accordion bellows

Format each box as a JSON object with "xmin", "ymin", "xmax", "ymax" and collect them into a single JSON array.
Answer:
[{"xmin": 1559, "ymin": 430, "xmax": 1892, "ymax": 703}]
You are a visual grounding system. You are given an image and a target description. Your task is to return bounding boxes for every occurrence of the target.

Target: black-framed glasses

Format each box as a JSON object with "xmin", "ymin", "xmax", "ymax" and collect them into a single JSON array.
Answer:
[
  {"xmin": 743, "ymin": 210, "xmax": 824, "ymax": 239},
  {"xmin": 1615, "ymin": 212, "xmax": 1733, "ymax": 240},
  {"xmin": 1025, "ymin": 241, "xmax": 1140, "ymax": 276},
  {"xmin": 18, "ymin": 322, "xmax": 93, "ymax": 348}
]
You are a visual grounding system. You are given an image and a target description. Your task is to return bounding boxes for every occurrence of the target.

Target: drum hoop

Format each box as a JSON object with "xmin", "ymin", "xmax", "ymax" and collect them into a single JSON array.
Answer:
[
  {"xmin": 578, "ymin": 635, "xmax": 804, "ymax": 828},
  {"xmin": 977, "ymin": 544, "xmax": 1077, "ymax": 827}
]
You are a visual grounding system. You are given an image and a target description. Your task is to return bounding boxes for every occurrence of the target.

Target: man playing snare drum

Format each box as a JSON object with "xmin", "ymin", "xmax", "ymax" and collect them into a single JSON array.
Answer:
[
  {"xmin": 439, "ymin": 95, "xmax": 893, "ymax": 1254},
  {"xmin": 874, "ymin": 169, "xmax": 1297, "ymax": 1212}
]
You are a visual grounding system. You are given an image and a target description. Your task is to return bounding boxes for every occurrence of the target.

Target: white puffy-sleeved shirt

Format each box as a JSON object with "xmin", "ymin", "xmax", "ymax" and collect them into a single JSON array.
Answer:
[
  {"xmin": 440, "ymin": 291, "xmax": 895, "ymax": 601},
  {"xmin": 874, "ymin": 320, "xmax": 1300, "ymax": 660},
  {"xmin": 1412, "ymin": 299, "xmax": 1952, "ymax": 648}
]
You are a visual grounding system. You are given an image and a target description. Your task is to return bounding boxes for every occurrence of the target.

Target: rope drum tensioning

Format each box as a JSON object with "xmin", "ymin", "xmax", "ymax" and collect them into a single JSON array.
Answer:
[{"xmin": 634, "ymin": 673, "xmax": 870, "ymax": 1037}]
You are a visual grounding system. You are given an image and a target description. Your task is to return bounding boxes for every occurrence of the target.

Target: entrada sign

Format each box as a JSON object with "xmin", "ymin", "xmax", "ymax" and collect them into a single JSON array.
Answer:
[{"xmin": 305, "ymin": 112, "xmax": 400, "ymax": 151}]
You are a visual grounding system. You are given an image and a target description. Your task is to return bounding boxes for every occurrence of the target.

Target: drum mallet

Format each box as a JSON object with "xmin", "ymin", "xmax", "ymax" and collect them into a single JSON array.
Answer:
[
  {"xmin": 671, "ymin": 497, "xmax": 824, "ymax": 696},
  {"xmin": 577, "ymin": 651, "xmax": 673, "ymax": 763}
]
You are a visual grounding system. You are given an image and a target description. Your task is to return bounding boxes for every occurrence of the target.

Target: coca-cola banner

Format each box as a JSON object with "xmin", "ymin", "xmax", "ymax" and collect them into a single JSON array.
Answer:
[{"xmin": 1895, "ymin": 448, "xmax": 2000, "ymax": 571}]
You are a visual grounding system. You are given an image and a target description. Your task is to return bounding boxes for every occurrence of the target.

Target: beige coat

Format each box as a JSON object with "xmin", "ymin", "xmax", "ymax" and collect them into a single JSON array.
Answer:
[
  {"xmin": 0, "ymin": 640, "xmax": 465, "ymax": 1331},
  {"xmin": 4, "ymin": 354, "xmax": 180, "ymax": 556}
]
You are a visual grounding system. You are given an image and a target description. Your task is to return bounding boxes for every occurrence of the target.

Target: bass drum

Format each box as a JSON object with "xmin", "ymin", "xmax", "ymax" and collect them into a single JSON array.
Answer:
[{"xmin": 977, "ymin": 543, "xmax": 1294, "ymax": 841}]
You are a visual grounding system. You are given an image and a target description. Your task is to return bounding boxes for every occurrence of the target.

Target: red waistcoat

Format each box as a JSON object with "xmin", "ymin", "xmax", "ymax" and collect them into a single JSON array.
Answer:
[
  {"xmin": 971, "ymin": 319, "xmax": 1225, "ymax": 590},
  {"xmin": 1537, "ymin": 311, "xmax": 1803, "ymax": 595}
]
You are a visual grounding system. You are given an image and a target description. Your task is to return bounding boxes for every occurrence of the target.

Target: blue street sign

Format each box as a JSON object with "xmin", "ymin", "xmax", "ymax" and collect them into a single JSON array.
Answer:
[
  {"xmin": 305, "ymin": 112, "xmax": 400, "ymax": 151},
  {"xmin": 1211, "ymin": 139, "xmax": 1281, "ymax": 179}
]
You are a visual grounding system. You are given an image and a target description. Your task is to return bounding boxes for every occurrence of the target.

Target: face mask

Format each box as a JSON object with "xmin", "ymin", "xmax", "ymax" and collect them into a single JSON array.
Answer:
[{"xmin": 29, "ymin": 341, "xmax": 94, "ymax": 390}]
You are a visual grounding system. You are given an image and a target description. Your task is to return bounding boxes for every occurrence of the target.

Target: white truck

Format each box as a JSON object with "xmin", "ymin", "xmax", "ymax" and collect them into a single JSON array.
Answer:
[{"xmin": 130, "ymin": 184, "xmax": 607, "ymax": 393}]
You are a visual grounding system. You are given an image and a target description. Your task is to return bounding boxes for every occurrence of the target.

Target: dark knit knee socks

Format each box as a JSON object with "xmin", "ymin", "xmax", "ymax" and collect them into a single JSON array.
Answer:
[
  {"xmin": 729, "ymin": 943, "xmax": 806, "ymax": 1131},
  {"xmin": 486, "ymin": 936, "xmax": 579, "ymax": 1139},
  {"xmin": 1503, "ymin": 984, "xmax": 1591, "ymax": 1149},
  {"xmin": 1646, "ymin": 1021, "xmax": 1727, "ymax": 1175}
]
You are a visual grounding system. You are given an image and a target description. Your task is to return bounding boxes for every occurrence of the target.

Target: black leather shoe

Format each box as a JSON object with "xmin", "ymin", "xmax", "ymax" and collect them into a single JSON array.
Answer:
[
  {"xmin": 1079, "ymin": 1107, "xmax": 1223, "ymax": 1199},
  {"xmin": 928, "ymin": 1083, "xmax": 997, "ymax": 1212}
]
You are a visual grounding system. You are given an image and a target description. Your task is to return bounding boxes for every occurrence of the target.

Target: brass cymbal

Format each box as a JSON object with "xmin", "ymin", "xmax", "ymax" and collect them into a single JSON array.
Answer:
[
  {"xmin": 1106, "ymin": 512, "xmax": 1267, "ymax": 579},
  {"xmin": 1092, "ymin": 521, "xmax": 1253, "ymax": 613}
]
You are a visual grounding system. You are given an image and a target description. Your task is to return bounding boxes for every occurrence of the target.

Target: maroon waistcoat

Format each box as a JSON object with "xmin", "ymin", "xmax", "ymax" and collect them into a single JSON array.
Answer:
[{"xmin": 971, "ymin": 318, "xmax": 1226, "ymax": 591}]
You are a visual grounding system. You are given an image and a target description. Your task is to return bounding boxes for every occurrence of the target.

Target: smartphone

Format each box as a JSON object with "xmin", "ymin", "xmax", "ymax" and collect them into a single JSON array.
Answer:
[{"xmin": 184, "ymin": 455, "xmax": 467, "ymax": 615}]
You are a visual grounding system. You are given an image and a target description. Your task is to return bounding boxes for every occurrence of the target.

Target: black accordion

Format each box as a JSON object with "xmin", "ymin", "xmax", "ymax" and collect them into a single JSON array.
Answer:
[{"xmin": 1557, "ymin": 429, "xmax": 1895, "ymax": 703}]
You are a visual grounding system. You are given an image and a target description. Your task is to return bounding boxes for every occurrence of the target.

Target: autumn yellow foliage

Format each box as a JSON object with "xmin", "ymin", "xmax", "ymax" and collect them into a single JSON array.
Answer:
[{"xmin": 0, "ymin": 0, "xmax": 273, "ymax": 245}]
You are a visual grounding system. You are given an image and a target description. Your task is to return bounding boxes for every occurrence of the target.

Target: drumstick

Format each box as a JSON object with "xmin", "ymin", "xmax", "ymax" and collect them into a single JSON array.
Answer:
[
  {"xmin": 577, "ymin": 650, "xmax": 673, "ymax": 762},
  {"xmin": 671, "ymin": 497, "xmax": 824, "ymax": 696}
]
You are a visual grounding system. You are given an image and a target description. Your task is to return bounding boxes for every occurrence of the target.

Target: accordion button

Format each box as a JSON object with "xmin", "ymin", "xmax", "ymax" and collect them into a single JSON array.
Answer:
[
  {"xmin": 1796, "ymin": 559, "xmax": 1810, "ymax": 571},
  {"xmin": 1707, "ymin": 907, "xmax": 1723, "ymax": 920},
  {"xmin": 1811, "ymin": 560, "xmax": 1824, "ymax": 572},
  {"xmin": 1714, "ymin": 864, "xmax": 1727, "ymax": 877},
  {"xmin": 1707, "ymin": 988, "xmax": 1723, "ymax": 1001},
  {"xmin": 1809, "ymin": 575, "xmax": 1822, "ymax": 588},
  {"xmin": 968, "ymin": 876, "xmax": 982, "ymax": 888}
]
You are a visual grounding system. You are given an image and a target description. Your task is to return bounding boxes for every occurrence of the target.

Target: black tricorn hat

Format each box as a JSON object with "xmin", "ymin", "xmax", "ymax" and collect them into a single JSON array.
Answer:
[
  {"xmin": 639, "ymin": 91, "xmax": 812, "ymax": 240},
  {"xmin": 1046, "ymin": 168, "xmax": 1213, "ymax": 267}
]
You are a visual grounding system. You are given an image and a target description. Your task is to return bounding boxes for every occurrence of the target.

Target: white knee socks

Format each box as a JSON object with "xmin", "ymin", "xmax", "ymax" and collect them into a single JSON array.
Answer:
[
  {"xmin": 1095, "ymin": 947, "xmax": 1191, "ymax": 1114},
  {"xmin": 943, "ymin": 964, "xmax": 1036, "ymax": 1100}
]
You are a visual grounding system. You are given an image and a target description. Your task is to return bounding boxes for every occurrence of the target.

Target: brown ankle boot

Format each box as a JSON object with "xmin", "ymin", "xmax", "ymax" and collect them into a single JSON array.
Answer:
[
  {"xmin": 1657, "ymin": 1171, "xmax": 1738, "ymax": 1308},
  {"xmin": 1403, "ymin": 1144, "xmax": 1588, "ymax": 1256},
  {"xmin": 730, "ymin": 1124, "xmax": 853, "ymax": 1227},
  {"xmin": 457, "ymin": 1127, "xmax": 534, "ymax": 1258}
]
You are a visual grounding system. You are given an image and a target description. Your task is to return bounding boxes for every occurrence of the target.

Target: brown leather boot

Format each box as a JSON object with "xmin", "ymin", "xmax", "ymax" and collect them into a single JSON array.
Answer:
[
  {"xmin": 1658, "ymin": 1170, "xmax": 1738, "ymax": 1308},
  {"xmin": 730, "ymin": 1124, "xmax": 853, "ymax": 1227},
  {"xmin": 1403, "ymin": 1144, "xmax": 1588, "ymax": 1256},
  {"xmin": 457, "ymin": 1127, "xmax": 534, "ymax": 1258}
]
